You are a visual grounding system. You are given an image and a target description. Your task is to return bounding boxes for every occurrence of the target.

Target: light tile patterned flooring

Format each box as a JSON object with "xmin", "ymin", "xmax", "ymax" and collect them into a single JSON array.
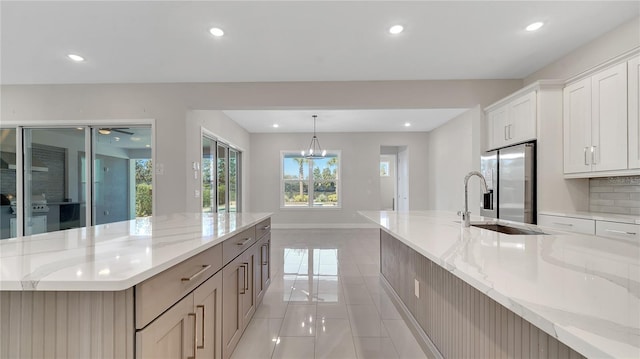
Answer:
[{"xmin": 230, "ymin": 229, "xmax": 430, "ymax": 359}]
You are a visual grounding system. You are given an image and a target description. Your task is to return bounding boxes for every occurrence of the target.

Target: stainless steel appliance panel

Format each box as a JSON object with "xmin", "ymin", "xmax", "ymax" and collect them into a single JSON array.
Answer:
[
  {"xmin": 498, "ymin": 143, "xmax": 535, "ymax": 223},
  {"xmin": 480, "ymin": 151, "xmax": 498, "ymax": 219}
]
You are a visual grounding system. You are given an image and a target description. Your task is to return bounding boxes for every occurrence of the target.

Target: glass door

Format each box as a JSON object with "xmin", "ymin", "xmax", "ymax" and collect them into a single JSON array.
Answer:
[
  {"xmin": 92, "ymin": 126, "xmax": 152, "ymax": 225},
  {"xmin": 202, "ymin": 136, "xmax": 216, "ymax": 213},
  {"xmin": 23, "ymin": 127, "xmax": 86, "ymax": 235},
  {"xmin": 216, "ymin": 143, "xmax": 228, "ymax": 213},
  {"xmin": 229, "ymin": 149, "xmax": 239, "ymax": 212}
]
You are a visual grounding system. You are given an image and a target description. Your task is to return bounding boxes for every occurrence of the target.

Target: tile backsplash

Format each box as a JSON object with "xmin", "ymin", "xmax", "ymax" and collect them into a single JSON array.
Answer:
[{"xmin": 589, "ymin": 176, "xmax": 640, "ymax": 215}]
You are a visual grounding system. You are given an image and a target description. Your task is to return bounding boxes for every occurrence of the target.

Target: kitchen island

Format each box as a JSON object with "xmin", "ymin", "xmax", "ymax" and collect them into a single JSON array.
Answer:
[
  {"xmin": 0, "ymin": 212, "xmax": 272, "ymax": 359},
  {"xmin": 359, "ymin": 210, "xmax": 639, "ymax": 359}
]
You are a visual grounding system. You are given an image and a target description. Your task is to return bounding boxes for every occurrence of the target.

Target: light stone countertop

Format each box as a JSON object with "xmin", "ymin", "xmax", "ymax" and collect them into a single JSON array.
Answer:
[
  {"xmin": 359, "ymin": 210, "xmax": 640, "ymax": 359},
  {"xmin": 538, "ymin": 210, "xmax": 640, "ymax": 225},
  {"xmin": 0, "ymin": 212, "xmax": 271, "ymax": 291}
]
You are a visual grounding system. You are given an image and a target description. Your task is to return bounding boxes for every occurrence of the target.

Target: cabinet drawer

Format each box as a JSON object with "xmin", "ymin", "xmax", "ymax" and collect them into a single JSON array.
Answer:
[
  {"xmin": 223, "ymin": 226, "xmax": 257, "ymax": 266},
  {"xmin": 255, "ymin": 218, "xmax": 271, "ymax": 240},
  {"xmin": 596, "ymin": 221, "xmax": 639, "ymax": 242},
  {"xmin": 135, "ymin": 243, "xmax": 222, "ymax": 329},
  {"xmin": 538, "ymin": 215, "xmax": 595, "ymax": 235}
]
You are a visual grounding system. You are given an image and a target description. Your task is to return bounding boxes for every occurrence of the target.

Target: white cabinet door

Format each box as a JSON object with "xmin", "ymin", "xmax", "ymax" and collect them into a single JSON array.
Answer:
[
  {"xmin": 563, "ymin": 77, "xmax": 592, "ymax": 173},
  {"xmin": 488, "ymin": 105, "xmax": 508, "ymax": 150},
  {"xmin": 591, "ymin": 62, "xmax": 628, "ymax": 172},
  {"xmin": 509, "ymin": 91, "xmax": 537, "ymax": 144},
  {"xmin": 629, "ymin": 56, "xmax": 640, "ymax": 169}
]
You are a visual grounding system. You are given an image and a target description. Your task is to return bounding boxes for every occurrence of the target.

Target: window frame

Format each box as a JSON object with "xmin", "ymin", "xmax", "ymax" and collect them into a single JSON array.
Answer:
[{"xmin": 280, "ymin": 150, "xmax": 341, "ymax": 209}]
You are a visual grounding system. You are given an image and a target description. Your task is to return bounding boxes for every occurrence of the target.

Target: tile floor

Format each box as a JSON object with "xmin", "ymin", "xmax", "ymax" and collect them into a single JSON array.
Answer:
[{"xmin": 230, "ymin": 228, "xmax": 431, "ymax": 359}]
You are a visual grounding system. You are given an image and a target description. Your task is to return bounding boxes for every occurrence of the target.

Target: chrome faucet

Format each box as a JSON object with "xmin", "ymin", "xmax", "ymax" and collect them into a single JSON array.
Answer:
[{"xmin": 458, "ymin": 171, "xmax": 492, "ymax": 227}]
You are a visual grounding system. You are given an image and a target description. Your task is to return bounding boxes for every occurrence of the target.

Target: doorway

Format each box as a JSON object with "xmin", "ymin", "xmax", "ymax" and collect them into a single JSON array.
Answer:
[{"xmin": 380, "ymin": 146, "xmax": 409, "ymax": 211}]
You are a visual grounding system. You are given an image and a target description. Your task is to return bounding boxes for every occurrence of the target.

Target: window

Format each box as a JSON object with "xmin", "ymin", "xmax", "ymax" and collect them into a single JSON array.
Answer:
[
  {"xmin": 281, "ymin": 151, "xmax": 340, "ymax": 208},
  {"xmin": 201, "ymin": 134, "xmax": 241, "ymax": 213},
  {"xmin": 0, "ymin": 125, "xmax": 153, "ymax": 239}
]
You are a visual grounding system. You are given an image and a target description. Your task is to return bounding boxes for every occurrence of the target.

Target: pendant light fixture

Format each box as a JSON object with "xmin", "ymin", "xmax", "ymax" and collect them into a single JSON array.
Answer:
[{"xmin": 301, "ymin": 115, "xmax": 327, "ymax": 159}]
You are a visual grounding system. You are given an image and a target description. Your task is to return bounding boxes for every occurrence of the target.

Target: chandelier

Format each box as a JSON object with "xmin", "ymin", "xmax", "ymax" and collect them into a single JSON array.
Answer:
[{"xmin": 301, "ymin": 115, "xmax": 326, "ymax": 159}]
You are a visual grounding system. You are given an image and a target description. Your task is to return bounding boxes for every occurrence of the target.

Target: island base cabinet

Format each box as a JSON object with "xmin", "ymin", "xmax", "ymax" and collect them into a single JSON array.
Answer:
[
  {"xmin": 136, "ymin": 271, "xmax": 222, "ymax": 359},
  {"xmin": 0, "ymin": 289, "xmax": 135, "ymax": 359},
  {"xmin": 222, "ymin": 248, "xmax": 256, "ymax": 359},
  {"xmin": 380, "ymin": 230, "xmax": 587, "ymax": 359},
  {"xmin": 136, "ymin": 293, "xmax": 196, "ymax": 359},
  {"xmin": 255, "ymin": 233, "xmax": 271, "ymax": 305}
]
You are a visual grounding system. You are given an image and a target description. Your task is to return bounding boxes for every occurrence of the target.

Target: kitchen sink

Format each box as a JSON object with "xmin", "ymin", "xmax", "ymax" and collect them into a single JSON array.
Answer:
[{"xmin": 471, "ymin": 223, "xmax": 546, "ymax": 235}]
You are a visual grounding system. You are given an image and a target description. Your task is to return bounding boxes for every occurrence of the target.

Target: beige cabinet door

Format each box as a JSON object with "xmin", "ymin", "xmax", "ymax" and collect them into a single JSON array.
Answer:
[
  {"xmin": 241, "ymin": 248, "xmax": 257, "ymax": 325},
  {"xmin": 563, "ymin": 77, "xmax": 592, "ymax": 174},
  {"xmin": 136, "ymin": 293, "xmax": 195, "ymax": 359},
  {"xmin": 629, "ymin": 56, "xmax": 640, "ymax": 169},
  {"xmin": 591, "ymin": 62, "xmax": 628, "ymax": 172},
  {"xmin": 255, "ymin": 234, "xmax": 271, "ymax": 304},
  {"xmin": 194, "ymin": 272, "xmax": 222, "ymax": 359},
  {"xmin": 509, "ymin": 91, "xmax": 537, "ymax": 144},
  {"xmin": 222, "ymin": 256, "xmax": 245, "ymax": 359}
]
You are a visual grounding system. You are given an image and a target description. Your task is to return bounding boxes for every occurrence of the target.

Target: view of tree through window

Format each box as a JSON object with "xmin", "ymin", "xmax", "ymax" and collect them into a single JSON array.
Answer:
[
  {"xmin": 282, "ymin": 152, "xmax": 339, "ymax": 207},
  {"xmin": 135, "ymin": 159, "xmax": 153, "ymax": 217}
]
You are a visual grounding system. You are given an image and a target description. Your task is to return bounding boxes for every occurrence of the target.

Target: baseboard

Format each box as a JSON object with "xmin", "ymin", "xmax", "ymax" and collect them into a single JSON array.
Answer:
[
  {"xmin": 380, "ymin": 275, "xmax": 444, "ymax": 359},
  {"xmin": 271, "ymin": 223, "xmax": 379, "ymax": 229}
]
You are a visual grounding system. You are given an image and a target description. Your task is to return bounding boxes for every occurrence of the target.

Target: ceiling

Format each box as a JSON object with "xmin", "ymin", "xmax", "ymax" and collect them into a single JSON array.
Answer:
[
  {"xmin": 1, "ymin": 1, "xmax": 637, "ymax": 134},
  {"xmin": 223, "ymin": 109, "xmax": 468, "ymax": 133},
  {"xmin": 1, "ymin": 1, "xmax": 638, "ymax": 85}
]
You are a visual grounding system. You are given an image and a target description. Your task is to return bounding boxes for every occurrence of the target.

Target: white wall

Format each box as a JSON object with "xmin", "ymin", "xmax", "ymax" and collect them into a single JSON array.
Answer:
[
  {"xmin": 1, "ymin": 80, "xmax": 519, "ymax": 216},
  {"xmin": 525, "ymin": 17, "xmax": 640, "ymax": 84},
  {"xmin": 249, "ymin": 132, "xmax": 429, "ymax": 227},
  {"xmin": 426, "ymin": 106, "xmax": 483, "ymax": 212}
]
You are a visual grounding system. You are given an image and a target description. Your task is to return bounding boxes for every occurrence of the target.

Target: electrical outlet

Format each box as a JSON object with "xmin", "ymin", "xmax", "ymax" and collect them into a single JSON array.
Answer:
[
  {"xmin": 414, "ymin": 279, "xmax": 419, "ymax": 298},
  {"xmin": 156, "ymin": 163, "xmax": 164, "ymax": 175},
  {"xmin": 194, "ymin": 189, "xmax": 200, "ymax": 198}
]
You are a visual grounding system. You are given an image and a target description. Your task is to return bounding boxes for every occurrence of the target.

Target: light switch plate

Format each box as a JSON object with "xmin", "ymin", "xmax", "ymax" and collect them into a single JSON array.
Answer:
[{"xmin": 414, "ymin": 279, "xmax": 419, "ymax": 298}]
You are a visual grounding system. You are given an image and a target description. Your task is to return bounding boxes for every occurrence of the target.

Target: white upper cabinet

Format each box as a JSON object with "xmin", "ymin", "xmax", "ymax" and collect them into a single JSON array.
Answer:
[
  {"xmin": 563, "ymin": 77, "xmax": 592, "ymax": 173},
  {"xmin": 629, "ymin": 56, "xmax": 640, "ymax": 169},
  {"xmin": 591, "ymin": 62, "xmax": 627, "ymax": 171},
  {"xmin": 486, "ymin": 90, "xmax": 537, "ymax": 150},
  {"xmin": 563, "ymin": 61, "xmax": 632, "ymax": 176},
  {"xmin": 509, "ymin": 91, "xmax": 537, "ymax": 144}
]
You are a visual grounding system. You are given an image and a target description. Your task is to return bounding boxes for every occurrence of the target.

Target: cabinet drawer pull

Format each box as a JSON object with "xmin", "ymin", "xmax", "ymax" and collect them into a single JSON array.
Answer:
[
  {"xmin": 553, "ymin": 222, "xmax": 573, "ymax": 227},
  {"xmin": 236, "ymin": 237, "xmax": 252, "ymax": 246},
  {"xmin": 591, "ymin": 146, "xmax": 597, "ymax": 165},
  {"xmin": 504, "ymin": 126, "xmax": 508, "ymax": 141},
  {"xmin": 181, "ymin": 265, "xmax": 211, "ymax": 282},
  {"xmin": 187, "ymin": 312, "xmax": 197, "ymax": 359},
  {"xmin": 262, "ymin": 225, "xmax": 271, "ymax": 230},
  {"xmin": 508, "ymin": 124, "xmax": 512, "ymax": 139},
  {"xmin": 605, "ymin": 229, "xmax": 636, "ymax": 236},
  {"xmin": 196, "ymin": 305, "xmax": 205, "ymax": 349}
]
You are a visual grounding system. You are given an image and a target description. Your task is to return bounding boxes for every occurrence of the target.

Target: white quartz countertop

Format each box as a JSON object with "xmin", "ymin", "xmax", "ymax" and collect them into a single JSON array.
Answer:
[
  {"xmin": 359, "ymin": 210, "xmax": 640, "ymax": 359},
  {"xmin": 539, "ymin": 210, "xmax": 640, "ymax": 225},
  {"xmin": 0, "ymin": 212, "xmax": 271, "ymax": 291}
]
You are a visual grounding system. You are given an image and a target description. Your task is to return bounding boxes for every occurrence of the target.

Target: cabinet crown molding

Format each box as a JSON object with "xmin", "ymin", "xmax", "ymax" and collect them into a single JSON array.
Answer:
[
  {"xmin": 565, "ymin": 47, "xmax": 640, "ymax": 85},
  {"xmin": 485, "ymin": 80, "xmax": 563, "ymax": 112}
]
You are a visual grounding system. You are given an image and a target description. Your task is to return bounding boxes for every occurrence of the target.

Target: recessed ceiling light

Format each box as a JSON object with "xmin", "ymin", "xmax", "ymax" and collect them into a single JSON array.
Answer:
[
  {"xmin": 526, "ymin": 22, "xmax": 544, "ymax": 32},
  {"xmin": 76, "ymin": 127, "xmax": 83, "ymax": 130},
  {"xmin": 404, "ymin": 122, "xmax": 411, "ymax": 127},
  {"xmin": 389, "ymin": 25, "xmax": 404, "ymax": 35},
  {"xmin": 67, "ymin": 54, "xmax": 85, "ymax": 62},
  {"xmin": 209, "ymin": 27, "xmax": 224, "ymax": 37},
  {"xmin": 273, "ymin": 124, "xmax": 279, "ymax": 128}
]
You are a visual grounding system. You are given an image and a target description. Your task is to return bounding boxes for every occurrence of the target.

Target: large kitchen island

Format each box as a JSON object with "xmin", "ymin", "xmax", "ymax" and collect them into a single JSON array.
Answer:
[
  {"xmin": 0, "ymin": 212, "xmax": 272, "ymax": 359},
  {"xmin": 360, "ymin": 211, "xmax": 639, "ymax": 359}
]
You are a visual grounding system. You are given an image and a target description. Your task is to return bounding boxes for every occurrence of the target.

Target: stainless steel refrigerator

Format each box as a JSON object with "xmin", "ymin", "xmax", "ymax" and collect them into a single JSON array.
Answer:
[{"xmin": 480, "ymin": 142, "xmax": 536, "ymax": 224}]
